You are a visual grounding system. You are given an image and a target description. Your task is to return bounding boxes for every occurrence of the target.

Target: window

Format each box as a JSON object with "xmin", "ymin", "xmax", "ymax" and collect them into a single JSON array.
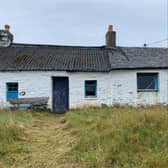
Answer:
[
  {"xmin": 137, "ymin": 73, "xmax": 158, "ymax": 92},
  {"xmin": 85, "ymin": 80, "xmax": 97, "ymax": 97},
  {"xmin": 6, "ymin": 83, "xmax": 18, "ymax": 101}
]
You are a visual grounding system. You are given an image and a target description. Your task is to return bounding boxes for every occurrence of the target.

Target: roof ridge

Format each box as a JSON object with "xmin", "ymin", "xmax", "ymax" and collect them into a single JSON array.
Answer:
[
  {"xmin": 11, "ymin": 43, "xmax": 106, "ymax": 49},
  {"xmin": 120, "ymin": 46, "xmax": 168, "ymax": 49},
  {"xmin": 9, "ymin": 43, "xmax": 168, "ymax": 50}
]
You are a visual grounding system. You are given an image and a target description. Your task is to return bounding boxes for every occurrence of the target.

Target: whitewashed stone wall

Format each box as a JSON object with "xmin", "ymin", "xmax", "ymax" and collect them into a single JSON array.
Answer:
[
  {"xmin": 0, "ymin": 69, "xmax": 167, "ymax": 109},
  {"xmin": 110, "ymin": 70, "xmax": 168, "ymax": 106}
]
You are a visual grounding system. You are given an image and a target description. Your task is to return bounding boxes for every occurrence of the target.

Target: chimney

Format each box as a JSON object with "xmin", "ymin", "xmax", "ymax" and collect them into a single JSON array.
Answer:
[
  {"xmin": 5, "ymin": 24, "xmax": 13, "ymax": 43},
  {"xmin": 0, "ymin": 24, "xmax": 13, "ymax": 47},
  {"xmin": 105, "ymin": 25, "xmax": 116, "ymax": 48}
]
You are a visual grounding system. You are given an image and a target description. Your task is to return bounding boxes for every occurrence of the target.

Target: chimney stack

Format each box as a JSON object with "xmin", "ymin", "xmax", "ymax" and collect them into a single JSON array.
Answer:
[
  {"xmin": 0, "ymin": 24, "xmax": 13, "ymax": 47},
  {"xmin": 4, "ymin": 24, "xmax": 13, "ymax": 43},
  {"xmin": 105, "ymin": 25, "xmax": 116, "ymax": 48}
]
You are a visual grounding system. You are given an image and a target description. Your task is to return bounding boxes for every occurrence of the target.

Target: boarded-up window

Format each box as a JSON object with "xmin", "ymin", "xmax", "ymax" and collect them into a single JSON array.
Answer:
[{"xmin": 137, "ymin": 73, "xmax": 158, "ymax": 92}]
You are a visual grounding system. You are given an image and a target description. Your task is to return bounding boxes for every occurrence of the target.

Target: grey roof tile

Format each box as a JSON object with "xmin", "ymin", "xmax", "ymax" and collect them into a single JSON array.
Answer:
[
  {"xmin": 108, "ymin": 47, "xmax": 168, "ymax": 70},
  {"xmin": 0, "ymin": 43, "xmax": 167, "ymax": 72}
]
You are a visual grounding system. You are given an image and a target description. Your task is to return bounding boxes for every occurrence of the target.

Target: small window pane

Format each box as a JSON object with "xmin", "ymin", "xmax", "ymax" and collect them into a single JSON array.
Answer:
[
  {"xmin": 7, "ymin": 83, "xmax": 18, "ymax": 91},
  {"xmin": 137, "ymin": 73, "xmax": 158, "ymax": 91},
  {"xmin": 85, "ymin": 80, "xmax": 97, "ymax": 97}
]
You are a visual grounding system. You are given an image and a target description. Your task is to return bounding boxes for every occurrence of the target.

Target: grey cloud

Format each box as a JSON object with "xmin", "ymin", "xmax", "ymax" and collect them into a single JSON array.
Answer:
[{"xmin": 0, "ymin": 0, "xmax": 167, "ymax": 47}]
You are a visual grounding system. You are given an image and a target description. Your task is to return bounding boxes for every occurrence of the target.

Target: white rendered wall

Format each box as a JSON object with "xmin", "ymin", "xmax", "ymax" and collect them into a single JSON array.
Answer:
[
  {"xmin": 0, "ymin": 70, "xmax": 167, "ymax": 109},
  {"xmin": 0, "ymin": 71, "xmax": 111, "ymax": 108},
  {"xmin": 110, "ymin": 70, "xmax": 168, "ymax": 106}
]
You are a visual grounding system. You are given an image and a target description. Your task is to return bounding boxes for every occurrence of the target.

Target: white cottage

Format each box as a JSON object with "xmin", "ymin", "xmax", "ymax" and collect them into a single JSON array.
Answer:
[{"xmin": 0, "ymin": 25, "xmax": 168, "ymax": 112}]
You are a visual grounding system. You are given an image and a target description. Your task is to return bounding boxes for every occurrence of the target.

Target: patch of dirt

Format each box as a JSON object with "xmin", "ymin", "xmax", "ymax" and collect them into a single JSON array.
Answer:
[{"xmin": 14, "ymin": 114, "xmax": 76, "ymax": 168}]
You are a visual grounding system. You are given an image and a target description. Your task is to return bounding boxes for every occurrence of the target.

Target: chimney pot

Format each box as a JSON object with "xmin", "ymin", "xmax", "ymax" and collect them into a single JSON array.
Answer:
[
  {"xmin": 4, "ymin": 24, "xmax": 10, "ymax": 32},
  {"xmin": 108, "ymin": 25, "xmax": 113, "ymax": 32}
]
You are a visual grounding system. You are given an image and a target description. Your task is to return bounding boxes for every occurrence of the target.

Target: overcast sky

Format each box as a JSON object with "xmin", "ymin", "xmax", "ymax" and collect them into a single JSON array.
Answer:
[{"xmin": 0, "ymin": 0, "xmax": 167, "ymax": 47}]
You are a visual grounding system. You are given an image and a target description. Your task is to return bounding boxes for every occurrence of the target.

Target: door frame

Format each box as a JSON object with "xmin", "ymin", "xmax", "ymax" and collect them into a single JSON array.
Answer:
[{"xmin": 52, "ymin": 76, "xmax": 69, "ymax": 113}]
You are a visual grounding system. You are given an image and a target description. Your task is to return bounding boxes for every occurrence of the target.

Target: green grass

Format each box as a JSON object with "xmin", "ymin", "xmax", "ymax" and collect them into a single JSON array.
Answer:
[
  {"xmin": 1, "ymin": 106, "xmax": 168, "ymax": 168},
  {"xmin": 64, "ymin": 106, "xmax": 168, "ymax": 168},
  {"xmin": 0, "ymin": 110, "xmax": 32, "ymax": 167}
]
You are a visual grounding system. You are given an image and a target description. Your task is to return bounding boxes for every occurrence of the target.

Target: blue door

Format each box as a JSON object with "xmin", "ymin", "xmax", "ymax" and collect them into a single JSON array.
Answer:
[
  {"xmin": 52, "ymin": 77, "xmax": 69, "ymax": 113},
  {"xmin": 6, "ymin": 83, "xmax": 18, "ymax": 101}
]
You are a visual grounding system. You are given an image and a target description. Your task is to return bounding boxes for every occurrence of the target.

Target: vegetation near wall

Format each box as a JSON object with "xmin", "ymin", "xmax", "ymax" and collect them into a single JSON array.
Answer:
[{"xmin": 0, "ymin": 106, "xmax": 168, "ymax": 168}]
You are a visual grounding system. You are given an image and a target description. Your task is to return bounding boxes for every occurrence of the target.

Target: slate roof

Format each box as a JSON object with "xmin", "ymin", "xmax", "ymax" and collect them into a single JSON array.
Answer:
[
  {"xmin": 0, "ymin": 43, "xmax": 167, "ymax": 72},
  {"xmin": 108, "ymin": 47, "xmax": 168, "ymax": 70}
]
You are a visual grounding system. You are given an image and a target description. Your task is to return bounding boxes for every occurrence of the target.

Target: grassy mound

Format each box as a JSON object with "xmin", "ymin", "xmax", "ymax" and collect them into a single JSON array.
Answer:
[{"xmin": 65, "ymin": 106, "xmax": 168, "ymax": 168}]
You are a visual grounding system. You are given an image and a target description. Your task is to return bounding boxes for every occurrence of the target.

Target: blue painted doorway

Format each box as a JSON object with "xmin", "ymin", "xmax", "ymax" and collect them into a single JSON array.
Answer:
[{"xmin": 52, "ymin": 77, "xmax": 69, "ymax": 113}]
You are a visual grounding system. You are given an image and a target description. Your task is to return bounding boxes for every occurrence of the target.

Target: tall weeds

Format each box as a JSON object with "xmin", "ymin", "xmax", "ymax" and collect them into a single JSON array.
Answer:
[{"xmin": 65, "ymin": 106, "xmax": 168, "ymax": 168}]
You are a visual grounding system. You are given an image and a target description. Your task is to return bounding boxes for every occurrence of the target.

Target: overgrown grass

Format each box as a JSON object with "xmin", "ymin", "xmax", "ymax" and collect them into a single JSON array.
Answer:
[
  {"xmin": 0, "ymin": 110, "xmax": 32, "ymax": 167},
  {"xmin": 1, "ymin": 106, "xmax": 168, "ymax": 168},
  {"xmin": 65, "ymin": 106, "xmax": 168, "ymax": 168}
]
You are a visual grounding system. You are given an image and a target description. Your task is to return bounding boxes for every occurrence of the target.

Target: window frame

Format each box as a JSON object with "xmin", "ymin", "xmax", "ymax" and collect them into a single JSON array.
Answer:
[
  {"xmin": 6, "ymin": 82, "xmax": 19, "ymax": 101},
  {"xmin": 84, "ymin": 80, "xmax": 97, "ymax": 98},
  {"xmin": 137, "ymin": 73, "xmax": 159, "ymax": 92}
]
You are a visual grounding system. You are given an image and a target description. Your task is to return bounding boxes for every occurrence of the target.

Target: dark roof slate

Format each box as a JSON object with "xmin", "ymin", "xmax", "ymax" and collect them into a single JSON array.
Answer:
[
  {"xmin": 0, "ymin": 43, "xmax": 167, "ymax": 72},
  {"xmin": 108, "ymin": 47, "xmax": 168, "ymax": 70}
]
